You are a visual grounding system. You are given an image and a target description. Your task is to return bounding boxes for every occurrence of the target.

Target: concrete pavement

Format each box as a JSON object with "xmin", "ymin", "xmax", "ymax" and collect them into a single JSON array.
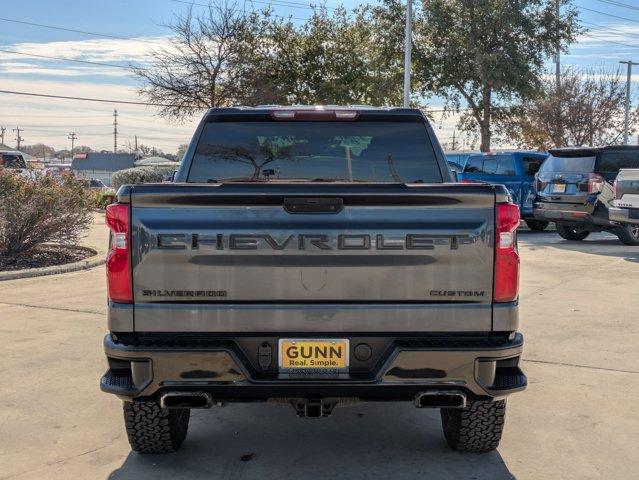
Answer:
[{"xmin": 0, "ymin": 228, "xmax": 638, "ymax": 480}]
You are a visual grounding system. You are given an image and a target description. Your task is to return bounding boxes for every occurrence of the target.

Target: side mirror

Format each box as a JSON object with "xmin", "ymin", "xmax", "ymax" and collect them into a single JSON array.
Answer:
[
  {"xmin": 450, "ymin": 171, "xmax": 458, "ymax": 183},
  {"xmin": 170, "ymin": 170, "xmax": 177, "ymax": 182}
]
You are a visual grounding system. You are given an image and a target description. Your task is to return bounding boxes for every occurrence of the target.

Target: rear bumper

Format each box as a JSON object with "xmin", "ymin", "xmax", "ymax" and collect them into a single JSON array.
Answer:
[
  {"xmin": 101, "ymin": 333, "xmax": 526, "ymax": 403},
  {"xmin": 609, "ymin": 207, "xmax": 639, "ymax": 225},
  {"xmin": 534, "ymin": 202, "xmax": 611, "ymax": 227}
]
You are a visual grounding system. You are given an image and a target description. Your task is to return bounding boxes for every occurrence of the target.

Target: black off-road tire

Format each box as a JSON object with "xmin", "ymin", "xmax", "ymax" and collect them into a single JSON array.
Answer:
[
  {"xmin": 123, "ymin": 401, "xmax": 190, "ymax": 454},
  {"xmin": 525, "ymin": 219, "xmax": 549, "ymax": 231},
  {"xmin": 615, "ymin": 224, "xmax": 639, "ymax": 246},
  {"xmin": 556, "ymin": 224, "xmax": 590, "ymax": 241},
  {"xmin": 440, "ymin": 399, "xmax": 506, "ymax": 453}
]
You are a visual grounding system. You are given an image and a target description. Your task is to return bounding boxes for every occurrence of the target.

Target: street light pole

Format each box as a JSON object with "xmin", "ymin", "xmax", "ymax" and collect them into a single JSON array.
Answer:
[
  {"xmin": 403, "ymin": 0, "xmax": 413, "ymax": 108},
  {"xmin": 620, "ymin": 60, "xmax": 639, "ymax": 145}
]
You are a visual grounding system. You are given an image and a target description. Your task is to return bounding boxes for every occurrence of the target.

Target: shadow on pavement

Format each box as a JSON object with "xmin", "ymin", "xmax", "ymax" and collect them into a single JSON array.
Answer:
[
  {"xmin": 520, "ymin": 233, "xmax": 639, "ymax": 263},
  {"xmin": 108, "ymin": 402, "xmax": 515, "ymax": 480}
]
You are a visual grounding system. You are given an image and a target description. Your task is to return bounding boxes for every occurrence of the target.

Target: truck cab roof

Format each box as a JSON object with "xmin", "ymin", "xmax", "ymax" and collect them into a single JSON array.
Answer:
[{"xmin": 203, "ymin": 105, "xmax": 423, "ymax": 119}]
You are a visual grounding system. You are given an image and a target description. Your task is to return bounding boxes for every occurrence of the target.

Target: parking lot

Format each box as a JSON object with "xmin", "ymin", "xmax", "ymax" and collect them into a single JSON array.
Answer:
[{"xmin": 1, "ymin": 226, "xmax": 638, "ymax": 480}]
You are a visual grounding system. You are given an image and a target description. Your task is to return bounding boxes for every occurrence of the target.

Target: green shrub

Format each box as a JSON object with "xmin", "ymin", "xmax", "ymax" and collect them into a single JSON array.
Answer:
[
  {"xmin": 0, "ymin": 171, "xmax": 92, "ymax": 256},
  {"xmin": 88, "ymin": 189, "xmax": 116, "ymax": 209},
  {"xmin": 111, "ymin": 166, "xmax": 175, "ymax": 190}
]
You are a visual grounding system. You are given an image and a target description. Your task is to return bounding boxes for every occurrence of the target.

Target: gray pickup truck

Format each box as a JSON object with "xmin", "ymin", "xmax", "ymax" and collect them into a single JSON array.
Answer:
[
  {"xmin": 610, "ymin": 168, "xmax": 639, "ymax": 227},
  {"xmin": 101, "ymin": 106, "xmax": 526, "ymax": 455}
]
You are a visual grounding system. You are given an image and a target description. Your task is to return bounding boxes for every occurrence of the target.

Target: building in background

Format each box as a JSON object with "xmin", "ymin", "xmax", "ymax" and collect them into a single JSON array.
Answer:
[
  {"xmin": 71, "ymin": 152, "xmax": 136, "ymax": 186},
  {"xmin": 134, "ymin": 156, "xmax": 178, "ymax": 167}
]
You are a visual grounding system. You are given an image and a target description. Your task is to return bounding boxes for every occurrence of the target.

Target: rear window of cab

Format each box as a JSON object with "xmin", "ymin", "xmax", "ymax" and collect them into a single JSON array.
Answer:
[
  {"xmin": 595, "ymin": 150, "xmax": 639, "ymax": 176},
  {"xmin": 187, "ymin": 120, "xmax": 443, "ymax": 184},
  {"xmin": 463, "ymin": 154, "xmax": 516, "ymax": 175}
]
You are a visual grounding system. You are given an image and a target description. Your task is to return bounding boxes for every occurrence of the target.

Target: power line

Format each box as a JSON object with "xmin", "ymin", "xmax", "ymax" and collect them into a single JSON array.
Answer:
[
  {"xmin": 0, "ymin": 48, "xmax": 141, "ymax": 70},
  {"xmin": 582, "ymin": 21, "xmax": 639, "ymax": 40},
  {"xmin": 593, "ymin": 0, "xmax": 639, "ymax": 12},
  {"xmin": 171, "ymin": 0, "xmax": 335, "ymax": 12},
  {"xmin": 0, "ymin": 89, "xmax": 459, "ymax": 114},
  {"xmin": 0, "ymin": 16, "xmax": 167, "ymax": 45},
  {"xmin": 581, "ymin": 33, "xmax": 639, "ymax": 50},
  {"xmin": 578, "ymin": 6, "xmax": 639, "ymax": 24},
  {"xmin": 0, "ymin": 89, "xmax": 197, "ymax": 107},
  {"xmin": 20, "ymin": 129, "xmax": 188, "ymax": 140}
]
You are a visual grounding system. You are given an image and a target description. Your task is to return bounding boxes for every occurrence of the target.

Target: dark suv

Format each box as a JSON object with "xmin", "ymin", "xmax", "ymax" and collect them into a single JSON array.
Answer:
[{"xmin": 533, "ymin": 146, "xmax": 639, "ymax": 245}]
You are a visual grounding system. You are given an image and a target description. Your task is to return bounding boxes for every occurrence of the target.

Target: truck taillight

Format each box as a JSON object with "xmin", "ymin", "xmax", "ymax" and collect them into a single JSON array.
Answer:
[
  {"xmin": 612, "ymin": 179, "xmax": 618, "ymax": 199},
  {"xmin": 494, "ymin": 202, "xmax": 520, "ymax": 303},
  {"xmin": 105, "ymin": 203, "xmax": 132, "ymax": 303},
  {"xmin": 588, "ymin": 173, "xmax": 605, "ymax": 194}
]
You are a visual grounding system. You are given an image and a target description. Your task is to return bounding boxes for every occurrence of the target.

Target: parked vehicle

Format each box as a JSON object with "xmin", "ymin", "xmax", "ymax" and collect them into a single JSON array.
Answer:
[
  {"xmin": 79, "ymin": 178, "xmax": 109, "ymax": 192},
  {"xmin": 101, "ymin": 106, "xmax": 526, "ymax": 455},
  {"xmin": 445, "ymin": 151, "xmax": 476, "ymax": 174},
  {"xmin": 446, "ymin": 159, "xmax": 464, "ymax": 173},
  {"xmin": 610, "ymin": 168, "xmax": 639, "ymax": 227},
  {"xmin": 533, "ymin": 146, "xmax": 639, "ymax": 245},
  {"xmin": 458, "ymin": 151, "xmax": 549, "ymax": 230},
  {"xmin": 0, "ymin": 151, "xmax": 28, "ymax": 173}
]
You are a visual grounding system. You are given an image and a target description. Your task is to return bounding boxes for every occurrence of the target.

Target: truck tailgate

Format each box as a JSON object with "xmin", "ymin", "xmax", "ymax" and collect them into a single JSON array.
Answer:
[{"xmin": 127, "ymin": 183, "xmax": 498, "ymax": 332}]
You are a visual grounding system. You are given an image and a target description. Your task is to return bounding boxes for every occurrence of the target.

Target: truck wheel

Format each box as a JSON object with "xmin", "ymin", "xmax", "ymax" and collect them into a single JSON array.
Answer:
[
  {"xmin": 616, "ymin": 224, "xmax": 639, "ymax": 246},
  {"xmin": 525, "ymin": 220, "xmax": 549, "ymax": 231},
  {"xmin": 556, "ymin": 224, "xmax": 590, "ymax": 241},
  {"xmin": 440, "ymin": 399, "xmax": 506, "ymax": 453},
  {"xmin": 123, "ymin": 401, "xmax": 190, "ymax": 454}
]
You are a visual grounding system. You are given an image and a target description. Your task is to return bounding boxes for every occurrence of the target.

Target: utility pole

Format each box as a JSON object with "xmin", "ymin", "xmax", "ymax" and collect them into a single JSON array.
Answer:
[
  {"xmin": 113, "ymin": 108, "xmax": 118, "ymax": 153},
  {"xmin": 13, "ymin": 127, "xmax": 23, "ymax": 150},
  {"xmin": 0, "ymin": 126, "xmax": 5, "ymax": 146},
  {"xmin": 403, "ymin": 0, "xmax": 413, "ymax": 108},
  {"xmin": 554, "ymin": 0, "xmax": 561, "ymax": 90},
  {"xmin": 620, "ymin": 60, "xmax": 639, "ymax": 145},
  {"xmin": 134, "ymin": 135, "xmax": 138, "ymax": 155},
  {"xmin": 68, "ymin": 132, "xmax": 78, "ymax": 156},
  {"xmin": 451, "ymin": 130, "xmax": 458, "ymax": 151},
  {"xmin": 553, "ymin": 0, "xmax": 563, "ymax": 147}
]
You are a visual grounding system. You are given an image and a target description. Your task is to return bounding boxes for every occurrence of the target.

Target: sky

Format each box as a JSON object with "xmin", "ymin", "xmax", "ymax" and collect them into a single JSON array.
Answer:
[{"xmin": 1, "ymin": 0, "xmax": 639, "ymax": 154}]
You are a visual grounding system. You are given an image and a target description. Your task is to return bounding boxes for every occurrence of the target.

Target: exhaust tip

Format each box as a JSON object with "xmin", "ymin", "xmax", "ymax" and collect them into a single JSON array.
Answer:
[
  {"xmin": 414, "ymin": 390, "xmax": 467, "ymax": 409},
  {"xmin": 160, "ymin": 391, "xmax": 213, "ymax": 409}
]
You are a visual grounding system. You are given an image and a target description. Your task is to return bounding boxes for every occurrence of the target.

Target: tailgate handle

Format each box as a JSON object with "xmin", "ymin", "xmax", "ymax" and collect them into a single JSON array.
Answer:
[{"xmin": 284, "ymin": 197, "xmax": 343, "ymax": 214}]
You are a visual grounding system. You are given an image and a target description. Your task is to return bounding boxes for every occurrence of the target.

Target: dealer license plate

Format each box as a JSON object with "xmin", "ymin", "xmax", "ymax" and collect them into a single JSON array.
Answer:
[{"xmin": 278, "ymin": 339, "xmax": 349, "ymax": 373}]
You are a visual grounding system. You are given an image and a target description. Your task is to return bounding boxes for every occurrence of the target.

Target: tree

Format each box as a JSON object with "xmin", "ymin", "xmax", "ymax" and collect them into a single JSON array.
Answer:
[
  {"xmin": 21, "ymin": 144, "xmax": 55, "ymax": 158},
  {"xmin": 134, "ymin": 1, "xmax": 408, "ymax": 119},
  {"xmin": 176, "ymin": 143, "xmax": 189, "ymax": 159},
  {"xmin": 243, "ymin": 4, "xmax": 408, "ymax": 106},
  {"xmin": 498, "ymin": 67, "xmax": 638, "ymax": 150},
  {"xmin": 133, "ymin": 2, "xmax": 277, "ymax": 120},
  {"xmin": 413, "ymin": 0, "xmax": 580, "ymax": 151}
]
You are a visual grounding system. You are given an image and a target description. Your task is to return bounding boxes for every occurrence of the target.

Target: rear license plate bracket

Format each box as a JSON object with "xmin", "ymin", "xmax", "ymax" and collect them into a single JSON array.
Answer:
[{"xmin": 278, "ymin": 339, "xmax": 350, "ymax": 374}]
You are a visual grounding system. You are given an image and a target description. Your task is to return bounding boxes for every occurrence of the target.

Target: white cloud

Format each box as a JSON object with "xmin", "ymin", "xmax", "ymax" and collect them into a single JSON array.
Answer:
[
  {"xmin": 0, "ymin": 76, "xmax": 199, "ymax": 152},
  {"xmin": 1, "ymin": 26, "xmax": 635, "ymax": 153},
  {"xmin": 0, "ymin": 36, "xmax": 203, "ymax": 151},
  {"xmin": 1, "ymin": 36, "xmax": 168, "ymax": 65}
]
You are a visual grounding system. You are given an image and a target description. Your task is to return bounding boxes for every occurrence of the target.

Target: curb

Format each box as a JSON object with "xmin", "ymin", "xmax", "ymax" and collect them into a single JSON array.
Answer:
[{"xmin": 0, "ymin": 245, "xmax": 104, "ymax": 281}]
